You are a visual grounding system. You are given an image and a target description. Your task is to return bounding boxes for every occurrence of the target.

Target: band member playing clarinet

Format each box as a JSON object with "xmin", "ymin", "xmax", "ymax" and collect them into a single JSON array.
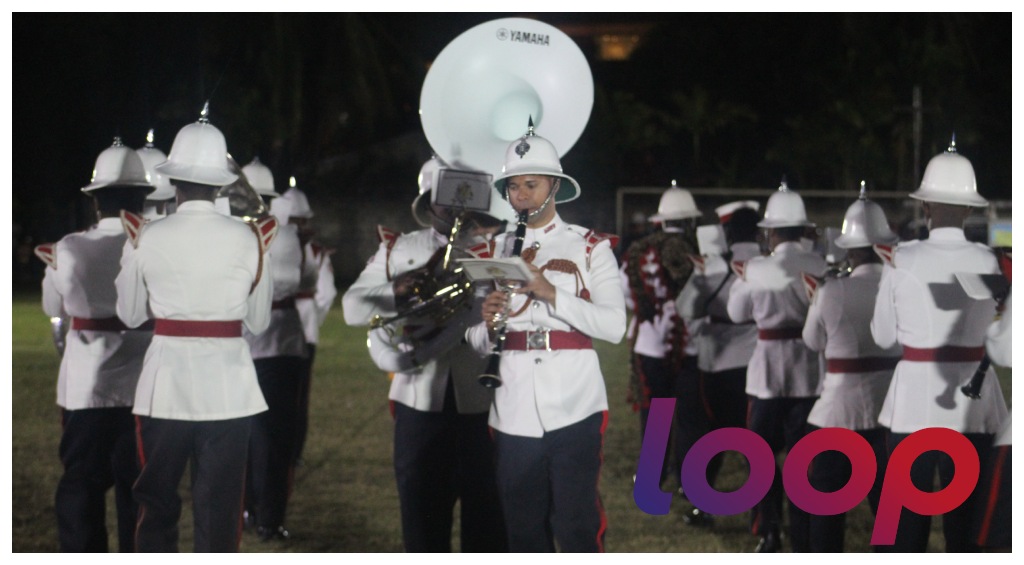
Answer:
[
  {"xmin": 470, "ymin": 124, "xmax": 626, "ymax": 552},
  {"xmin": 870, "ymin": 141, "xmax": 1009, "ymax": 551}
]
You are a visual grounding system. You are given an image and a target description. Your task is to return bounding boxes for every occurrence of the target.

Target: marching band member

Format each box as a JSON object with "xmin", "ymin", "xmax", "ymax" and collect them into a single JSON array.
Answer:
[
  {"xmin": 675, "ymin": 201, "xmax": 761, "ymax": 527},
  {"xmin": 116, "ymin": 109, "xmax": 276, "ymax": 552},
  {"xmin": 37, "ymin": 137, "xmax": 154, "ymax": 552},
  {"xmin": 271, "ymin": 180, "xmax": 337, "ymax": 465},
  {"xmin": 342, "ymin": 156, "xmax": 508, "ymax": 552},
  {"xmin": 136, "ymin": 129, "xmax": 176, "ymax": 220},
  {"xmin": 801, "ymin": 186, "xmax": 901, "ymax": 551},
  {"xmin": 241, "ymin": 157, "xmax": 313, "ymax": 542},
  {"xmin": 620, "ymin": 182, "xmax": 700, "ymax": 492},
  {"xmin": 871, "ymin": 142, "xmax": 1009, "ymax": 552},
  {"xmin": 727, "ymin": 181, "xmax": 826, "ymax": 552},
  {"xmin": 469, "ymin": 126, "xmax": 627, "ymax": 552}
]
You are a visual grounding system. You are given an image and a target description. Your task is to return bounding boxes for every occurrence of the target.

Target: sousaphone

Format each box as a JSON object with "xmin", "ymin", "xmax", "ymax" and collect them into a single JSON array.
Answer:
[{"xmin": 419, "ymin": 17, "xmax": 594, "ymax": 175}]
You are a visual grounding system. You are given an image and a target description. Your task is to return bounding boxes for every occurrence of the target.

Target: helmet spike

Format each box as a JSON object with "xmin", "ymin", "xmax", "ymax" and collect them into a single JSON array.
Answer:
[
  {"xmin": 779, "ymin": 175, "xmax": 789, "ymax": 191},
  {"xmin": 111, "ymin": 136, "xmax": 124, "ymax": 148},
  {"xmin": 947, "ymin": 132, "xmax": 957, "ymax": 153},
  {"xmin": 526, "ymin": 116, "xmax": 536, "ymax": 137},
  {"xmin": 670, "ymin": 179, "xmax": 677, "ymax": 188},
  {"xmin": 859, "ymin": 180, "xmax": 867, "ymax": 199},
  {"xmin": 145, "ymin": 129, "xmax": 155, "ymax": 146},
  {"xmin": 289, "ymin": 176, "xmax": 297, "ymax": 188},
  {"xmin": 199, "ymin": 101, "xmax": 210, "ymax": 124}
]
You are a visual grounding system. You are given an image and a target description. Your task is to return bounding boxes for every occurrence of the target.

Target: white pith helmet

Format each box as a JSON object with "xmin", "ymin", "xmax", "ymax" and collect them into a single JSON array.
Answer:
[
  {"xmin": 715, "ymin": 200, "xmax": 760, "ymax": 224},
  {"xmin": 834, "ymin": 181, "xmax": 898, "ymax": 249},
  {"xmin": 155, "ymin": 103, "xmax": 238, "ymax": 187},
  {"xmin": 136, "ymin": 129, "xmax": 175, "ymax": 200},
  {"xmin": 911, "ymin": 136, "xmax": 988, "ymax": 207},
  {"xmin": 758, "ymin": 178, "xmax": 814, "ymax": 228},
  {"xmin": 649, "ymin": 180, "xmax": 702, "ymax": 222},
  {"xmin": 82, "ymin": 136, "xmax": 154, "ymax": 193},
  {"xmin": 281, "ymin": 177, "xmax": 313, "ymax": 218},
  {"xmin": 697, "ymin": 224, "xmax": 728, "ymax": 256},
  {"xmin": 413, "ymin": 155, "xmax": 446, "ymax": 227},
  {"xmin": 242, "ymin": 157, "xmax": 280, "ymax": 198},
  {"xmin": 492, "ymin": 121, "xmax": 581, "ymax": 204}
]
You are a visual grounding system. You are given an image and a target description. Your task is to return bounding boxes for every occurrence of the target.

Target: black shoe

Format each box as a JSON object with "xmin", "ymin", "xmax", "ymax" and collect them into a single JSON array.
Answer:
[
  {"xmin": 682, "ymin": 507, "xmax": 714, "ymax": 528},
  {"xmin": 257, "ymin": 525, "xmax": 290, "ymax": 542},
  {"xmin": 755, "ymin": 530, "xmax": 781, "ymax": 553}
]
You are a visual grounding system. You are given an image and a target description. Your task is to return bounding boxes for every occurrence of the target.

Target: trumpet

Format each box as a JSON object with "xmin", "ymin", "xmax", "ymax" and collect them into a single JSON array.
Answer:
[{"xmin": 478, "ymin": 208, "xmax": 530, "ymax": 388}]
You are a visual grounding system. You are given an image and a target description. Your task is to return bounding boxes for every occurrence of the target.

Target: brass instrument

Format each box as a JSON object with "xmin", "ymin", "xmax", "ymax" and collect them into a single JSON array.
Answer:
[
  {"xmin": 478, "ymin": 209, "xmax": 529, "ymax": 388},
  {"xmin": 368, "ymin": 214, "xmax": 477, "ymax": 339}
]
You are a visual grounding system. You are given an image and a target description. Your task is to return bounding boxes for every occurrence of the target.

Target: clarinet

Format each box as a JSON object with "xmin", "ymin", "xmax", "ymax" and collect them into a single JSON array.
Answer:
[{"xmin": 478, "ymin": 208, "xmax": 530, "ymax": 389}]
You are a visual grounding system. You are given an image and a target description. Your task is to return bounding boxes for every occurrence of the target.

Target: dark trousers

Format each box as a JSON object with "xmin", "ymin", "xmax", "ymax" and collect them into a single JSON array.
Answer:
[
  {"xmin": 294, "ymin": 344, "xmax": 316, "ymax": 463},
  {"xmin": 700, "ymin": 367, "xmax": 747, "ymax": 486},
  {"xmin": 878, "ymin": 430, "xmax": 993, "ymax": 552},
  {"xmin": 807, "ymin": 426, "xmax": 888, "ymax": 552},
  {"xmin": 392, "ymin": 380, "xmax": 506, "ymax": 552},
  {"xmin": 55, "ymin": 407, "xmax": 137, "ymax": 552},
  {"xmin": 747, "ymin": 395, "xmax": 816, "ymax": 551},
  {"xmin": 134, "ymin": 415, "xmax": 251, "ymax": 552},
  {"xmin": 248, "ymin": 355, "xmax": 304, "ymax": 530},
  {"xmin": 495, "ymin": 411, "xmax": 607, "ymax": 552},
  {"xmin": 974, "ymin": 444, "xmax": 1011, "ymax": 550},
  {"xmin": 636, "ymin": 354, "xmax": 708, "ymax": 487}
]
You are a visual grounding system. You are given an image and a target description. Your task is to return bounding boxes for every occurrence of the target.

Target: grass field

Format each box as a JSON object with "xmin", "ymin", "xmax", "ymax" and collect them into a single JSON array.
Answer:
[{"xmin": 10, "ymin": 291, "xmax": 1010, "ymax": 552}]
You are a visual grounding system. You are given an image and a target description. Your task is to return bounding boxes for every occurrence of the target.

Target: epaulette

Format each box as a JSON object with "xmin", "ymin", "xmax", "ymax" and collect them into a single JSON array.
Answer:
[
  {"xmin": 120, "ymin": 210, "xmax": 146, "ymax": 248},
  {"xmin": 466, "ymin": 240, "xmax": 495, "ymax": 259},
  {"xmin": 583, "ymin": 230, "xmax": 620, "ymax": 270},
  {"xmin": 377, "ymin": 225, "xmax": 400, "ymax": 247},
  {"xmin": 802, "ymin": 272, "xmax": 824, "ymax": 303},
  {"xmin": 377, "ymin": 225, "xmax": 401, "ymax": 281},
  {"xmin": 730, "ymin": 259, "xmax": 747, "ymax": 280},
  {"xmin": 34, "ymin": 243, "xmax": 57, "ymax": 270},
  {"xmin": 688, "ymin": 254, "xmax": 706, "ymax": 274},
  {"xmin": 873, "ymin": 244, "xmax": 895, "ymax": 267}
]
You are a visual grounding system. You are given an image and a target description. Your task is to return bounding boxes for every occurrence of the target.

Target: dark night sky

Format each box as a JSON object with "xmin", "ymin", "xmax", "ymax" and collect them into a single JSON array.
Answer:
[{"xmin": 9, "ymin": 12, "xmax": 1014, "ymax": 256}]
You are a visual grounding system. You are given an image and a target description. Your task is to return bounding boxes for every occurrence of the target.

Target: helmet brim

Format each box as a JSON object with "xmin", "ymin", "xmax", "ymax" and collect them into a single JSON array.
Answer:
[
  {"xmin": 81, "ymin": 180, "xmax": 155, "ymax": 193},
  {"xmin": 411, "ymin": 190, "xmax": 433, "ymax": 228},
  {"xmin": 155, "ymin": 162, "xmax": 238, "ymax": 187},
  {"xmin": 909, "ymin": 189, "xmax": 989, "ymax": 208},
  {"xmin": 757, "ymin": 219, "xmax": 816, "ymax": 229}
]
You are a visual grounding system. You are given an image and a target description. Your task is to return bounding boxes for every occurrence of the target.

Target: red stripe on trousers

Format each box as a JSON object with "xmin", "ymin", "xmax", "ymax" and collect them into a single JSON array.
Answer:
[
  {"xmin": 595, "ymin": 411, "xmax": 609, "ymax": 553},
  {"xmin": 976, "ymin": 445, "xmax": 1008, "ymax": 546}
]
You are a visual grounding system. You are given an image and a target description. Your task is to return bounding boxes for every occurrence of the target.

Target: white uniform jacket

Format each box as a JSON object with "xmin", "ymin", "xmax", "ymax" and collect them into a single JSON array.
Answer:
[
  {"xmin": 342, "ymin": 227, "xmax": 492, "ymax": 414},
  {"xmin": 296, "ymin": 243, "xmax": 337, "ymax": 345},
  {"xmin": 677, "ymin": 241, "xmax": 760, "ymax": 373},
  {"xmin": 41, "ymin": 217, "xmax": 152, "ymax": 409},
  {"xmin": 727, "ymin": 241, "xmax": 826, "ymax": 399},
  {"xmin": 245, "ymin": 223, "xmax": 309, "ymax": 359},
  {"xmin": 871, "ymin": 228, "xmax": 1008, "ymax": 434},
  {"xmin": 803, "ymin": 263, "xmax": 901, "ymax": 429},
  {"xmin": 116, "ymin": 201, "xmax": 273, "ymax": 421},
  {"xmin": 465, "ymin": 214, "xmax": 627, "ymax": 437}
]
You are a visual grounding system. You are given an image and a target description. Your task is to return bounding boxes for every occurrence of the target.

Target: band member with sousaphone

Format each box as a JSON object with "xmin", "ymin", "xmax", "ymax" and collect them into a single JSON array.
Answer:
[
  {"xmin": 470, "ymin": 124, "xmax": 626, "ymax": 552},
  {"xmin": 342, "ymin": 155, "xmax": 511, "ymax": 552}
]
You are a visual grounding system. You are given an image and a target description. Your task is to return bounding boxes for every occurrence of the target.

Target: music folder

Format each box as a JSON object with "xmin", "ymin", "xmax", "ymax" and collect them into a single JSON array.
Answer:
[
  {"xmin": 955, "ymin": 272, "xmax": 1009, "ymax": 300},
  {"xmin": 456, "ymin": 257, "xmax": 533, "ymax": 282}
]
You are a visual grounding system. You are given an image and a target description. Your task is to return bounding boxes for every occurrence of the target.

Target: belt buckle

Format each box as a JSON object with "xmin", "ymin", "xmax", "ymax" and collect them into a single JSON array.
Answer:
[{"xmin": 526, "ymin": 329, "xmax": 550, "ymax": 351}]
